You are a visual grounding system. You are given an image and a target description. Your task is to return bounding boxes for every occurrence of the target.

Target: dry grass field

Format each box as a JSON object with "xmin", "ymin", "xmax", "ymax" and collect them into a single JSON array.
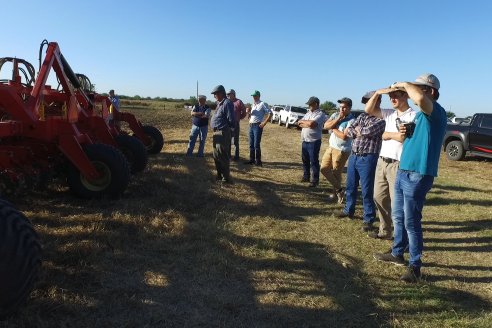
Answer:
[{"xmin": 2, "ymin": 100, "xmax": 491, "ymax": 327}]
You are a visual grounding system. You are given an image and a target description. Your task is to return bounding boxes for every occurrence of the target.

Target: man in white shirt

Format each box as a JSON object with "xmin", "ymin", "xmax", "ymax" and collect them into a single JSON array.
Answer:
[
  {"xmin": 364, "ymin": 89, "xmax": 416, "ymax": 239},
  {"xmin": 244, "ymin": 90, "xmax": 271, "ymax": 166},
  {"xmin": 298, "ymin": 97, "xmax": 327, "ymax": 187}
]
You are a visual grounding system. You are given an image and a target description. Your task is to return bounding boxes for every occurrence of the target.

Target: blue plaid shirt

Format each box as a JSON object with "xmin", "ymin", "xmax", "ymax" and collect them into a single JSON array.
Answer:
[{"xmin": 345, "ymin": 113, "xmax": 385, "ymax": 155}]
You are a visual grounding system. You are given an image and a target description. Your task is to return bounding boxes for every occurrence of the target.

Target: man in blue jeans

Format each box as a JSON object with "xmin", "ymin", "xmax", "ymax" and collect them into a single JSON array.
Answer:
[
  {"xmin": 244, "ymin": 90, "xmax": 271, "ymax": 166},
  {"xmin": 298, "ymin": 97, "xmax": 327, "ymax": 187},
  {"xmin": 374, "ymin": 73, "xmax": 447, "ymax": 283},
  {"xmin": 336, "ymin": 96, "xmax": 386, "ymax": 232},
  {"xmin": 186, "ymin": 95, "xmax": 211, "ymax": 157}
]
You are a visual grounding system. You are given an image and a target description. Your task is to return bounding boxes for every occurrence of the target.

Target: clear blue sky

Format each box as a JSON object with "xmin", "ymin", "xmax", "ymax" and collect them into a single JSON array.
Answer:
[{"xmin": 3, "ymin": 0, "xmax": 491, "ymax": 117}]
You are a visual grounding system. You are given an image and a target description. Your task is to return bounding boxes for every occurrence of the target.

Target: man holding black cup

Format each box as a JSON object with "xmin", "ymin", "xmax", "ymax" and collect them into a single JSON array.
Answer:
[
  {"xmin": 374, "ymin": 74, "xmax": 447, "ymax": 283},
  {"xmin": 364, "ymin": 88, "xmax": 416, "ymax": 240}
]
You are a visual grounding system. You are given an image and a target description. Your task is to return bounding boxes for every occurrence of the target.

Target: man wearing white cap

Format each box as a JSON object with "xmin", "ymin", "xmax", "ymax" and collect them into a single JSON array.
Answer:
[
  {"xmin": 186, "ymin": 95, "xmax": 211, "ymax": 157},
  {"xmin": 374, "ymin": 74, "xmax": 447, "ymax": 283},
  {"xmin": 364, "ymin": 88, "xmax": 416, "ymax": 241}
]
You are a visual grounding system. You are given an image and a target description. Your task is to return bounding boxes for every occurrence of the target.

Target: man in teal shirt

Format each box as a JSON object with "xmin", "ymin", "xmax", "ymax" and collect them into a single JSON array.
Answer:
[{"xmin": 374, "ymin": 74, "xmax": 447, "ymax": 283}]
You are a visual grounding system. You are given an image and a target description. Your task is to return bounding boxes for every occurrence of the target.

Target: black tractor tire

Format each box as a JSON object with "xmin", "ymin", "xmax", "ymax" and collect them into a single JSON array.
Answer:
[
  {"xmin": 0, "ymin": 199, "xmax": 42, "ymax": 319},
  {"xmin": 445, "ymin": 140, "xmax": 465, "ymax": 161},
  {"xmin": 142, "ymin": 125, "xmax": 164, "ymax": 154},
  {"xmin": 115, "ymin": 135, "xmax": 148, "ymax": 174},
  {"xmin": 67, "ymin": 143, "xmax": 130, "ymax": 199}
]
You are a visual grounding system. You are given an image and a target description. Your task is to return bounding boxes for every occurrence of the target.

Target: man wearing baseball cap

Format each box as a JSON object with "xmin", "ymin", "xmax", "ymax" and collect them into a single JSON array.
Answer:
[
  {"xmin": 245, "ymin": 90, "xmax": 271, "ymax": 166},
  {"xmin": 227, "ymin": 89, "xmax": 247, "ymax": 161},
  {"xmin": 374, "ymin": 73, "xmax": 447, "ymax": 283},
  {"xmin": 298, "ymin": 97, "xmax": 327, "ymax": 187},
  {"xmin": 210, "ymin": 85, "xmax": 235, "ymax": 183},
  {"xmin": 321, "ymin": 97, "xmax": 356, "ymax": 203},
  {"xmin": 186, "ymin": 95, "xmax": 211, "ymax": 157}
]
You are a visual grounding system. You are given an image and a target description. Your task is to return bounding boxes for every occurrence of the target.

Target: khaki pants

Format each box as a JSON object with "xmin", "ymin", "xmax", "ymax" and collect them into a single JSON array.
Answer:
[
  {"xmin": 320, "ymin": 146, "xmax": 350, "ymax": 191},
  {"xmin": 373, "ymin": 158, "xmax": 399, "ymax": 236},
  {"xmin": 213, "ymin": 128, "xmax": 231, "ymax": 179}
]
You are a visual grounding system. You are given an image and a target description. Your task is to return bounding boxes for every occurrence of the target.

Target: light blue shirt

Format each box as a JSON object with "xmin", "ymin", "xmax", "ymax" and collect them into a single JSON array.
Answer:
[
  {"xmin": 399, "ymin": 102, "xmax": 447, "ymax": 176},
  {"xmin": 249, "ymin": 101, "xmax": 270, "ymax": 123},
  {"xmin": 328, "ymin": 112, "xmax": 355, "ymax": 152}
]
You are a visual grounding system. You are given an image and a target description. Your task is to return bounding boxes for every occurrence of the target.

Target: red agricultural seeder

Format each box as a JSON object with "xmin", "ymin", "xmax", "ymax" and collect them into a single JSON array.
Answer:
[
  {"xmin": 75, "ymin": 73, "xmax": 164, "ymax": 155},
  {"xmin": 0, "ymin": 41, "xmax": 137, "ymax": 317},
  {"xmin": 0, "ymin": 41, "xmax": 132, "ymax": 198}
]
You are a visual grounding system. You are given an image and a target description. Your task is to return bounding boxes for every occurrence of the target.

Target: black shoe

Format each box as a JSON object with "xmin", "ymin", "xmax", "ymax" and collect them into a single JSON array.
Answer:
[
  {"xmin": 335, "ymin": 210, "xmax": 353, "ymax": 219},
  {"xmin": 308, "ymin": 181, "xmax": 318, "ymax": 188},
  {"xmin": 362, "ymin": 222, "xmax": 376, "ymax": 232},
  {"xmin": 244, "ymin": 160, "xmax": 255, "ymax": 165},
  {"xmin": 216, "ymin": 175, "xmax": 223, "ymax": 182},
  {"xmin": 400, "ymin": 266, "xmax": 421, "ymax": 283},
  {"xmin": 222, "ymin": 177, "xmax": 234, "ymax": 184},
  {"xmin": 373, "ymin": 252, "xmax": 405, "ymax": 266},
  {"xmin": 255, "ymin": 161, "xmax": 263, "ymax": 167},
  {"xmin": 301, "ymin": 177, "xmax": 310, "ymax": 183},
  {"xmin": 232, "ymin": 156, "xmax": 239, "ymax": 161},
  {"xmin": 368, "ymin": 231, "xmax": 393, "ymax": 240}
]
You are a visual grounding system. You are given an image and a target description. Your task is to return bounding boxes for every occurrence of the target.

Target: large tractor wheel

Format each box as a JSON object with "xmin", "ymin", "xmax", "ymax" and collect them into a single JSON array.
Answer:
[
  {"xmin": 0, "ymin": 199, "xmax": 42, "ymax": 318},
  {"xmin": 142, "ymin": 125, "xmax": 164, "ymax": 154},
  {"xmin": 67, "ymin": 143, "xmax": 130, "ymax": 199},
  {"xmin": 115, "ymin": 135, "xmax": 148, "ymax": 174},
  {"xmin": 445, "ymin": 140, "xmax": 465, "ymax": 161}
]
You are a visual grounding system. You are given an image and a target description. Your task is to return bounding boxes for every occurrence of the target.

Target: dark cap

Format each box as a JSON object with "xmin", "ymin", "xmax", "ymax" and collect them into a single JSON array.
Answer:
[
  {"xmin": 211, "ymin": 85, "xmax": 226, "ymax": 94},
  {"xmin": 337, "ymin": 97, "xmax": 352, "ymax": 107},
  {"xmin": 226, "ymin": 89, "xmax": 236, "ymax": 95},
  {"xmin": 305, "ymin": 96, "xmax": 320, "ymax": 106},
  {"xmin": 361, "ymin": 91, "xmax": 376, "ymax": 104},
  {"xmin": 251, "ymin": 90, "xmax": 261, "ymax": 97}
]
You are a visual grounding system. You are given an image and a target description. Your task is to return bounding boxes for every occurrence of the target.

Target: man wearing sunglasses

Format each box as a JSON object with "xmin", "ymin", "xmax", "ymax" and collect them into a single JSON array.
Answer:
[
  {"xmin": 364, "ymin": 89, "xmax": 416, "ymax": 241},
  {"xmin": 373, "ymin": 74, "xmax": 447, "ymax": 283}
]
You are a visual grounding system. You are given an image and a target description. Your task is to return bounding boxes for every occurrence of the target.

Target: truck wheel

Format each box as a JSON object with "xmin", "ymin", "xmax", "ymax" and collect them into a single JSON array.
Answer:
[
  {"xmin": 0, "ymin": 199, "xmax": 42, "ymax": 318},
  {"xmin": 278, "ymin": 117, "xmax": 282, "ymax": 126},
  {"xmin": 286, "ymin": 121, "xmax": 290, "ymax": 129},
  {"xmin": 142, "ymin": 125, "xmax": 164, "ymax": 154},
  {"xmin": 115, "ymin": 135, "xmax": 148, "ymax": 174},
  {"xmin": 445, "ymin": 140, "xmax": 465, "ymax": 161},
  {"xmin": 67, "ymin": 143, "xmax": 130, "ymax": 199}
]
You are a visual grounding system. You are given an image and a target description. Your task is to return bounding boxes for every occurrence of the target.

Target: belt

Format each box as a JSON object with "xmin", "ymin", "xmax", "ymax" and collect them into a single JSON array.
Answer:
[
  {"xmin": 213, "ymin": 127, "xmax": 230, "ymax": 132},
  {"xmin": 380, "ymin": 156, "xmax": 399, "ymax": 164},
  {"xmin": 249, "ymin": 122, "xmax": 260, "ymax": 126},
  {"xmin": 352, "ymin": 152, "xmax": 368, "ymax": 157}
]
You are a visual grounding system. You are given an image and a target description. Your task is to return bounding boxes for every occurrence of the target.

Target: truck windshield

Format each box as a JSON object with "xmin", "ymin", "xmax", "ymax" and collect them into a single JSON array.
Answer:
[{"xmin": 292, "ymin": 107, "xmax": 307, "ymax": 114}]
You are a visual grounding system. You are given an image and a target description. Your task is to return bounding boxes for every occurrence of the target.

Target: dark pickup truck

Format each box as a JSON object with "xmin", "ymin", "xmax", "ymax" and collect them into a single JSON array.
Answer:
[{"xmin": 443, "ymin": 113, "xmax": 492, "ymax": 160}]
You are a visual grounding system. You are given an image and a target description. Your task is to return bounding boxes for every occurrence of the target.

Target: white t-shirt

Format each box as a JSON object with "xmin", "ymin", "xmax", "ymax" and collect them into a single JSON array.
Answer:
[{"xmin": 379, "ymin": 108, "xmax": 417, "ymax": 161}]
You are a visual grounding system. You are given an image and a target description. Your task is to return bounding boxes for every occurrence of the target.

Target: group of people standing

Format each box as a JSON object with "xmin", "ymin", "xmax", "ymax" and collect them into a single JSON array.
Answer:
[
  {"xmin": 184, "ymin": 73, "xmax": 447, "ymax": 283},
  {"xmin": 299, "ymin": 73, "xmax": 447, "ymax": 283},
  {"xmin": 185, "ymin": 85, "xmax": 271, "ymax": 183}
]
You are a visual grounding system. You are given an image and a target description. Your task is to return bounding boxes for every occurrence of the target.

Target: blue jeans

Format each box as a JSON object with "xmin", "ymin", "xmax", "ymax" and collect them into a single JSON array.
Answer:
[
  {"xmin": 249, "ymin": 123, "xmax": 263, "ymax": 163},
  {"xmin": 301, "ymin": 140, "xmax": 321, "ymax": 182},
  {"xmin": 231, "ymin": 121, "xmax": 240, "ymax": 159},
  {"xmin": 392, "ymin": 170, "xmax": 434, "ymax": 268},
  {"xmin": 344, "ymin": 153, "xmax": 378, "ymax": 223},
  {"xmin": 186, "ymin": 124, "xmax": 208, "ymax": 157}
]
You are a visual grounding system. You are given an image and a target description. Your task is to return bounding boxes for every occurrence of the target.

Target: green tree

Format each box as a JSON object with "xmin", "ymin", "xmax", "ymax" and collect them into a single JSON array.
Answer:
[
  {"xmin": 446, "ymin": 110, "xmax": 456, "ymax": 118},
  {"xmin": 320, "ymin": 101, "xmax": 337, "ymax": 115}
]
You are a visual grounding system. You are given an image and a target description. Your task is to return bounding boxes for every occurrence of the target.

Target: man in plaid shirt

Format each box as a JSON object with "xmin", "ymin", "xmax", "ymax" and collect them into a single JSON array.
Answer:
[{"xmin": 337, "ymin": 101, "xmax": 386, "ymax": 232}]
